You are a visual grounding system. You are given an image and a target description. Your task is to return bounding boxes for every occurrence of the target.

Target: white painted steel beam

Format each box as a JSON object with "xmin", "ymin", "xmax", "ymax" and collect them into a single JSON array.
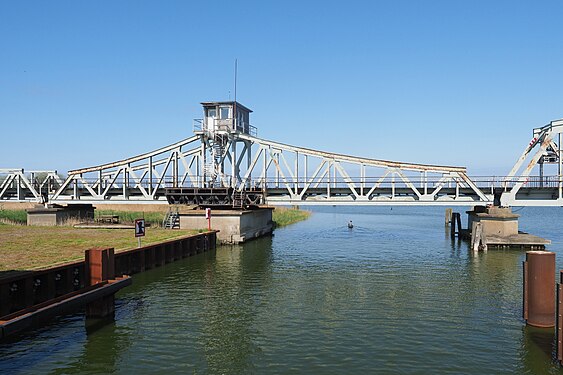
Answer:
[{"xmin": 6, "ymin": 118, "xmax": 563, "ymax": 207}]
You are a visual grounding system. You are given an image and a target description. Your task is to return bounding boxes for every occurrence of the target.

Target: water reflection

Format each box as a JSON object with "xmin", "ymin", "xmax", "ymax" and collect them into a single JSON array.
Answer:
[
  {"xmin": 521, "ymin": 325, "xmax": 557, "ymax": 374},
  {"xmin": 56, "ymin": 317, "xmax": 132, "ymax": 374},
  {"xmin": 199, "ymin": 237, "xmax": 273, "ymax": 374}
]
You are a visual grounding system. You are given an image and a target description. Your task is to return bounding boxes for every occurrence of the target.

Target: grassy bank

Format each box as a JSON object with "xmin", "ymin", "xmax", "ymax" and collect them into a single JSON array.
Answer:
[
  {"xmin": 0, "ymin": 208, "xmax": 165, "ymax": 227},
  {"xmin": 0, "ymin": 209, "xmax": 27, "ymax": 225},
  {"xmin": 272, "ymin": 207, "xmax": 311, "ymax": 228},
  {"xmin": 0, "ymin": 206, "xmax": 310, "ymax": 271},
  {"xmin": 1, "ymin": 207, "xmax": 311, "ymax": 228},
  {"xmin": 0, "ymin": 226, "xmax": 199, "ymax": 272}
]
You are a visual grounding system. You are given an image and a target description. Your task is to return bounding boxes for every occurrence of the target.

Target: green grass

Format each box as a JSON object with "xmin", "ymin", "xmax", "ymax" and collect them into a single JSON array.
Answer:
[
  {"xmin": 0, "ymin": 226, "xmax": 201, "ymax": 271},
  {"xmin": 1, "ymin": 207, "xmax": 311, "ymax": 228},
  {"xmin": 272, "ymin": 207, "xmax": 311, "ymax": 228},
  {"xmin": 0, "ymin": 208, "xmax": 311, "ymax": 228},
  {"xmin": 0, "ymin": 209, "xmax": 27, "ymax": 224},
  {"xmin": 103, "ymin": 207, "xmax": 312, "ymax": 229},
  {"xmin": 0, "ymin": 209, "xmax": 167, "ymax": 227}
]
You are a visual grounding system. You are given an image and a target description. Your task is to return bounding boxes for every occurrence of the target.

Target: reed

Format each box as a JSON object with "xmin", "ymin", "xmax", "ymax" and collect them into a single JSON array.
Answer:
[
  {"xmin": 272, "ymin": 207, "xmax": 311, "ymax": 228},
  {"xmin": 0, "ymin": 209, "xmax": 27, "ymax": 225}
]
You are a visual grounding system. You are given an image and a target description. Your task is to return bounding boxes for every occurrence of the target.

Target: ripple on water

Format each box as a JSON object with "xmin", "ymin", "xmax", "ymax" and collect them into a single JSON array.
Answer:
[{"xmin": 2, "ymin": 207, "xmax": 563, "ymax": 374}]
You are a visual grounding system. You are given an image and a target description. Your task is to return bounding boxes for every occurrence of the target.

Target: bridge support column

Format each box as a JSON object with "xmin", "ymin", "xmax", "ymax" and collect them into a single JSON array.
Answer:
[{"xmin": 231, "ymin": 142, "xmax": 237, "ymax": 188}]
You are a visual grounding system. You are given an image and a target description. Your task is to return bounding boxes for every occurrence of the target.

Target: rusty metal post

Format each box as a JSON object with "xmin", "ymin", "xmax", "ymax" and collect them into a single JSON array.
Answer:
[
  {"xmin": 523, "ymin": 251, "xmax": 555, "ymax": 327},
  {"xmin": 557, "ymin": 270, "xmax": 563, "ymax": 364},
  {"xmin": 85, "ymin": 247, "xmax": 116, "ymax": 318}
]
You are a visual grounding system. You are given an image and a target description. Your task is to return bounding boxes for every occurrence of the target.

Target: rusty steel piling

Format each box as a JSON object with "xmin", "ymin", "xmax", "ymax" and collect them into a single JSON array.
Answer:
[
  {"xmin": 85, "ymin": 248, "xmax": 116, "ymax": 318},
  {"xmin": 557, "ymin": 271, "xmax": 563, "ymax": 364},
  {"xmin": 0, "ymin": 231, "xmax": 216, "ymax": 340},
  {"xmin": 523, "ymin": 251, "xmax": 555, "ymax": 328}
]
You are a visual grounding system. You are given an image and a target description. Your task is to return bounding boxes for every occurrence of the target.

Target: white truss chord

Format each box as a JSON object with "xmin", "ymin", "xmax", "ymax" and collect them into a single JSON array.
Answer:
[{"xmin": 4, "ymin": 105, "xmax": 563, "ymax": 207}]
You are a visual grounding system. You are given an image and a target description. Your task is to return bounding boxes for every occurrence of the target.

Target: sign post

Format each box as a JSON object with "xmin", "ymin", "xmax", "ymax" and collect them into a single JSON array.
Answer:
[
  {"xmin": 205, "ymin": 208, "xmax": 211, "ymax": 231},
  {"xmin": 135, "ymin": 218, "xmax": 145, "ymax": 248}
]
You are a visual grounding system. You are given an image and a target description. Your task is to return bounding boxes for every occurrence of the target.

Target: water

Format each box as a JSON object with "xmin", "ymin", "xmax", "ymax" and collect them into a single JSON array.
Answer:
[{"xmin": 2, "ymin": 206, "xmax": 563, "ymax": 374}]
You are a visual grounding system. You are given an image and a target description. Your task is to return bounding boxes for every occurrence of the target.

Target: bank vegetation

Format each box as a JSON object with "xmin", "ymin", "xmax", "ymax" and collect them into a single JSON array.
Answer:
[
  {"xmin": 271, "ymin": 206, "xmax": 311, "ymax": 227},
  {"xmin": 0, "ymin": 226, "xmax": 199, "ymax": 272},
  {"xmin": 0, "ymin": 206, "xmax": 310, "ymax": 272},
  {"xmin": 1, "ymin": 207, "xmax": 311, "ymax": 228}
]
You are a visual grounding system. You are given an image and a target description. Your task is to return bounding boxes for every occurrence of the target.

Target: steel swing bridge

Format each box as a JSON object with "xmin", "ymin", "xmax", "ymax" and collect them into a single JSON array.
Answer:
[{"xmin": 2, "ymin": 101, "xmax": 563, "ymax": 207}]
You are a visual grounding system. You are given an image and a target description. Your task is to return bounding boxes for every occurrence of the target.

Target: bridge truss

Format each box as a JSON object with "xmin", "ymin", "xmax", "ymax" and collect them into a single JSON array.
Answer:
[
  {"xmin": 4, "ymin": 119, "xmax": 563, "ymax": 207},
  {"xmin": 0, "ymin": 169, "xmax": 63, "ymax": 203}
]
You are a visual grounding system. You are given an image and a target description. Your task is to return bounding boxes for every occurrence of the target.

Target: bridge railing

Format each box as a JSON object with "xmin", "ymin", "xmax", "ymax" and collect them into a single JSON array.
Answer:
[
  {"xmin": 60, "ymin": 175, "xmax": 561, "ymax": 190},
  {"xmin": 469, "ymin": 175, "xmax": 560, "ymax": 190},
  {"xmin": 193, "ymin": 119, "xmax": 203, "ymax": 132},
  {"xmin": 193, "ymin": 118, "xmax": 257, "ymax": 137}
]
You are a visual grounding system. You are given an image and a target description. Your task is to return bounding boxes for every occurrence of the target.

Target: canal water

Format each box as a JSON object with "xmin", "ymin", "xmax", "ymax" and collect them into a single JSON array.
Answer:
[{"xmin": 2, "ymin": 206, "xmax": 563, "ymax": 374}]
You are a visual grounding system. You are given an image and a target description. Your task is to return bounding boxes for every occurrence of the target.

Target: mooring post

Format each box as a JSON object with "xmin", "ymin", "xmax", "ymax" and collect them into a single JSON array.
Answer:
[
  {"xmin": 523, "ymin": 251, "xmax": 555, "ymax": 327},
  {"xmin": 85, "ymin": 247, "xmax": 116, "ymax": 318},
  {"xmin": 450, "ymin": 212, "xmax": 461, "ymax": 239},
  {"xmin": 445, "ymin": 208, "xmax": 452, "ymax": 226}
]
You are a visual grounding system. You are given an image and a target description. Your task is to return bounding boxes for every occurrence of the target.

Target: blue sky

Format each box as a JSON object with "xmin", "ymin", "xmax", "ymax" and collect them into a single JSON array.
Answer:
[{"xmin": 2, "ymin": 1, "xmax": 563, "ymax": 175}]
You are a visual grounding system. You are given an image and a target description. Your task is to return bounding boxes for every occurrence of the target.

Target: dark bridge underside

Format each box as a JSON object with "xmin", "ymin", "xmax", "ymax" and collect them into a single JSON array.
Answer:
[{"xmin": 164, "ymin": 187, "xmax": 265, "ymax": 208}]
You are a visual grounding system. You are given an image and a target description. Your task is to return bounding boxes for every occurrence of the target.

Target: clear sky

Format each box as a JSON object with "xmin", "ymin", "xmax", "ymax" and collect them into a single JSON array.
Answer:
[{"xmin": 2, "ymin": 1, "xmax": 563, "ymax": 176}]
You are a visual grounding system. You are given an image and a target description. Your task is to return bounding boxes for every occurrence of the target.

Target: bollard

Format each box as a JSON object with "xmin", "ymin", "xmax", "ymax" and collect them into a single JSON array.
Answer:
[
  {"xmin": 450, "ymin": 212, "xmax": 461, "ymax": 239},
  {"xmin": 85, "ymin": 247, "xmax": 116, "ymax": 318},
  {"xmin": 523, "ymin": 251, "xmax": 555, "ymax": 327},
  {"xmin": 445, "ymin": 208, "xmax": 452, "ymax": 226}
]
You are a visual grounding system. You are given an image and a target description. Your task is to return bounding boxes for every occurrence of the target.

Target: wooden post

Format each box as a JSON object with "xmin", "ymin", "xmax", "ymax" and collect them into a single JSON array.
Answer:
[
  {"xmin": 85, "ymin": 247, "xmax": 116, "ymax": 318},
  {"xmin": 455, "ymin": 213, "xmax": 462, "ymax": 236},
  {"xmin": 450, "ymin": 212, "xmax": 461, "ymax": 239},
  {"xmin": 445, "ymin": 208, "xmax": 452, "ymax": 226}
]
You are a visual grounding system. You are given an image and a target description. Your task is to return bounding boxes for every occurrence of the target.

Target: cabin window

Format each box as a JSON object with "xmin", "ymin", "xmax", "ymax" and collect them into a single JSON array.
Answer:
[{"xmin": 220, "ymin": 106, "xmax": 230, "ymax": 119}]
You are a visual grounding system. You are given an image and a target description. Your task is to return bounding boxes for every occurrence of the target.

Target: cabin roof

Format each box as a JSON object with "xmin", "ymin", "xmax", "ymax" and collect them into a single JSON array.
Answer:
[{"xmin": 200, "ymin": 101, "xmax": 253, "ymax": 113}]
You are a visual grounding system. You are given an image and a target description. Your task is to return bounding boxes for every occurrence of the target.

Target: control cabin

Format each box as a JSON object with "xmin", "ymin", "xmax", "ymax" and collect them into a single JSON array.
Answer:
[{"xmin": 201, "ymin": 101, "xmax": 253, "ymax": 135}]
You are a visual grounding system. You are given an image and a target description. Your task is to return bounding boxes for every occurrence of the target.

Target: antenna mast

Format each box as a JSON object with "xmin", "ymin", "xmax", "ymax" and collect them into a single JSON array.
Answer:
[
  {"xmin": 234, "ymin": 59, "xmax": 238, "ymax": 130},
  {"xmin": 234, "ymin": 59, "xmax": 238, "ymax": 105}
]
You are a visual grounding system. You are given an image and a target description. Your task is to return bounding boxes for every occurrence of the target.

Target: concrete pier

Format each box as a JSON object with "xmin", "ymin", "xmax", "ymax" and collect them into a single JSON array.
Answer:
[
  {"xmin": 179, "ymin": 208, "xmax": 274, "ymax": 244},
  {"xmin": 26, "ymin": 204, "xmax": 94, "ymax": 226},
  {"xmin": 465, "ymin": 206, "xmax": 550, "ymax": 249}
]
